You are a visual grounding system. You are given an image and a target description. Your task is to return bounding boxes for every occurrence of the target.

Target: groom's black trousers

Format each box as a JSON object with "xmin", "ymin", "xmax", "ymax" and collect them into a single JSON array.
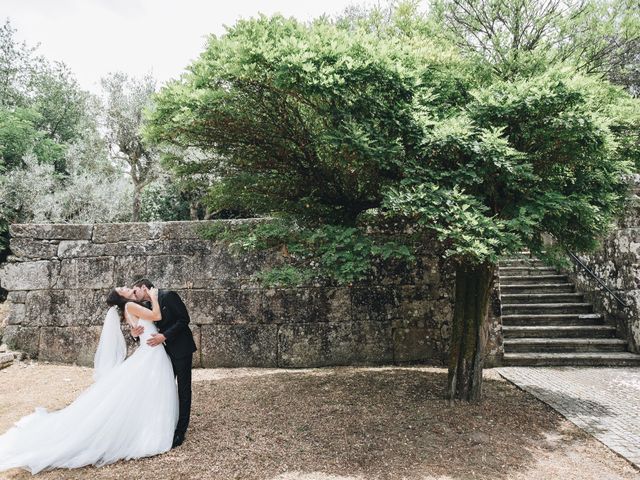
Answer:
[{"xmin": 169, "ymin": 354, "xmax": 192, "ymax": 436}]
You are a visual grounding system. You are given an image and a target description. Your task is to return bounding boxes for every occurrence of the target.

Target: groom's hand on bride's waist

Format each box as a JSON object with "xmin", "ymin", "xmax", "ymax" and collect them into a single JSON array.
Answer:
[
  {"xmin": 147, "ymin": 333, "xmax": 166, "ymax": 347},
  {"xmin": 130, "ymin": 325, "xmax": 144, "ymax": 338}
]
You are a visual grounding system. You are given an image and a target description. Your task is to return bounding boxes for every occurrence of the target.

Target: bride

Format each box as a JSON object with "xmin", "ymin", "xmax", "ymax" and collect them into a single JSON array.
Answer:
[{"xmin": 0, "ymin": 286, "xmax": 179, "ymax": 474}]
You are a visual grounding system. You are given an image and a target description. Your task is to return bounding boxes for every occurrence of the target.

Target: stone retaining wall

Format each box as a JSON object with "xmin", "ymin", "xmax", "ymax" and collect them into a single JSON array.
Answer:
[
  {"xmin": 0, "ymin": 220, "xmax": 457, "ymax": 368},
  {"xmin": 558, "ymin": 175, "xmax": 640, "ymax": 353}
]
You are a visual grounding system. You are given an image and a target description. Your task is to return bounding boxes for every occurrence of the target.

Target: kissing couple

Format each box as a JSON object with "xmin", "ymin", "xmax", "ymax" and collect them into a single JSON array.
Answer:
[{"xmin": 0, "ymin": 278, "xmax": 198, "ymax": 474}]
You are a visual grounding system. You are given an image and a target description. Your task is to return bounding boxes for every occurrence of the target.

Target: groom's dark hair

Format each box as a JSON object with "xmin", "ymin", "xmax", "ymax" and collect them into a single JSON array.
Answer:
[{"xmin": 132, "ymin": 277, "xmax": 154, "ymax": 289}]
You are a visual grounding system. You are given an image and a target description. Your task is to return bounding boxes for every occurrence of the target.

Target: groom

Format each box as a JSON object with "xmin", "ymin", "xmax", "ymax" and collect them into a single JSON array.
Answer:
[{"xmin": 129, "ymin": 278, "xmax": 197, "ymax": 449}]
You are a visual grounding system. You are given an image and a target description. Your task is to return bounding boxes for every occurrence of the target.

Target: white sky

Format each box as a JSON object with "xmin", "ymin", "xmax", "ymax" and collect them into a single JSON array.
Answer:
[{"xmin": 2, "ymin": 0, "xmax": 373, "ymax": 95}]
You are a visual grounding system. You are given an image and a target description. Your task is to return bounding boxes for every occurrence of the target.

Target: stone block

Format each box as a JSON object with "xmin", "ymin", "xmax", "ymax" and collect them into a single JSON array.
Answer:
[
  {"xmin": 278, "ymin": 321, "xmax": 394, "ymax": 367},
  {"xmin": 2, "ymin": 325, "xmax": 40, "ymax": 357},
  {"xmin": 146, "ymin": 255, "xmax": 193, "ymax": 289},
  {"xmin": 24, "ymin": 290, "xmax": 54, "ymax": 326},
  {"xmin": 58, "ymin": 240, "xmax": 100, "ymax": 258},
  {"xmin": 200, "ymin": 324, "xmax": 278, "ymax": 367},
  {"xmin": 93, "ymin": 223, "xmax": 161, "ymax": 243},
  {"xmin": 39, "ymin": 326, "xmax": 102, "ymax": 366},
  {"xmin": 392, "ymin": 326, "xmax": 441, "ymax": 364},
  {"xmin": 189, "ymin": 288, "xmax": 263, "ymax": 325},
  {"xmin": 58, "ymin": 240, "xmax": 166, "ymax": 258},
  {"xmin": 0, "ymin": 260, "xmax": 59, "ymax": 290},
  {"xmin": 157, "ymin": 221, "xmax": 206, "ymax": 240},
  {"xmin": 6, "ymin": 302, "xmax": 25, "ymax": 325},
  {"xmin": 189, "ymin": 245, "xmax": 283, "ymax": 288},
  {"xmin": 6, "ymin": 291, "xmax": 27, "ymax": 304},
  {"xmin": 10, "ymin": 238, "xmax": 59, "ymax": 259},
  {"xmin": 114, "ymin": 256, "xmax": 147, "ymax": 286},
  {"xmin": 10, "ymin": 224, "xmax": 93, "ymax": 240},
  {"xmin": 107, "ymin": 241, "xmax": 166, "ymax": 257},
  {"xmin": 161, "ymin": 239, "xmax": 216, "ymax": 256},
  {"xmin": 395, "ymin": 284, "xmax": 437, "ymax": 322},
  {"xmin": 350, "ymin": 286, "xmax": 401, "ymax": 321},
  {"xmin": 24, "ymin": 289, "xmax": 107, "ymax": 327},
  {"xmin": 57, "ymin": 257, "xmax": 114, "ymax": 289},
  {"xmin": 370, "ymin": 255, "xmax": 441, "ymax": 285},
  {"xmin": 262, "ymin": 287, "xmax": 351, "ymax": 323}
]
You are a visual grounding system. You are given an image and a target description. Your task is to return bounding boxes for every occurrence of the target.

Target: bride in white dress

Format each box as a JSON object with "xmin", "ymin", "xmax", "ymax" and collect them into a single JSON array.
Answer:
[{"xmin": 0, "ymin": 286, "xmax": 179, "ymax": 475}]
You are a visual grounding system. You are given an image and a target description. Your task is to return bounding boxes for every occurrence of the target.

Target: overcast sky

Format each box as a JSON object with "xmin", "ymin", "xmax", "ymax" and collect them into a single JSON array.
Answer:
[{"xmin": 2, "ymin": 0, "xmax": 372, "ymax": 95}]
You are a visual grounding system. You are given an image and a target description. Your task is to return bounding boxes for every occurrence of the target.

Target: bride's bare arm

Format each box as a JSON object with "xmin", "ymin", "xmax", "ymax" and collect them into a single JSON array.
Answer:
[
  {"xmin": 123, "ymin": 305, "xmax": 137, "ymax": 328},
  {"xmin": 124, "ymin": 293, "xmax": 161, "ymax": 322}
]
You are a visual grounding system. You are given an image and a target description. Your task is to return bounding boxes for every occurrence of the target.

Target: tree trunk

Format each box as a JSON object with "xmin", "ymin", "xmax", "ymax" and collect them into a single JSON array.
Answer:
[
  {"xmin": 189, "ymin": 202, "xmax": 199, "ymax": 220},
  {"xmin": 447, "ymin": 261, "xmax": 495, "ymax": 403},
  {"xmin": 132, "ymin": 185, "xmax": 141, "ymax": 222}
]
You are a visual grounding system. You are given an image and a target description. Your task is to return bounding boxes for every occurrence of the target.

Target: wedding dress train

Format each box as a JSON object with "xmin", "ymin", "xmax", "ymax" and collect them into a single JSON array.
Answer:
[{"xmin": 0, "ymin": 307, "xmax": 179, "ymax": 474}]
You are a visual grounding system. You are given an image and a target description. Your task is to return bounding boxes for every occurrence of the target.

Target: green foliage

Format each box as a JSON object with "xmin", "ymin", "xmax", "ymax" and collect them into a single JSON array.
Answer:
[
  {"xmin": 145, "ymin": 14, "xmax": 474, "ymax": 226},
  {"xmin": 383, "ymin": 66, "xmax": 635, "ymax": 266},
  {"xmin": 156, "ymin": 144, "xmax": 220, "ymax": 219},
  {"xmin": 139, "ymin": 178, "xmax": 191, "ymax": 222},
  {"xmin": 199, "ymin": 217, "xmax": 416, "ymax": 286},
  {"xmin": 466, "ymin": 70, "xmax": 634, "ymax": 253},
  {"xmin": 0, "ymin": 20, "xmax": 91, "ymax": 174},
  {"xmin": 0, "ymin": 153, "xmax": 133, "ymax": 224},
  {"xmin": 204, "ymin": 172, "xmax": 293, "ymax": 218},
  {"xmin": 148, "ymin": 9, "xmax": 639, "ymax": 283},
  {"xmin": 382, "ymin": 183, "xmax": 521, "ymax": 264},
  {"xmin": 0, "ymin": 107, "xmax": 67, "ymax": 171}
]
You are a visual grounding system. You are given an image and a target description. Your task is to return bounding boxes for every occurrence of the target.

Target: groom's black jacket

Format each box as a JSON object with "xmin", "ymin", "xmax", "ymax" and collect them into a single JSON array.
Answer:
[{"xmin": 155, "ymin": 289, "xmax": 197, "ymax": 360}]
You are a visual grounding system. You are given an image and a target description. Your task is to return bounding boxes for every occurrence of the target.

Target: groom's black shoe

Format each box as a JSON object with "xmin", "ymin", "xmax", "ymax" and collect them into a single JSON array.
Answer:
[{"xmin": 171, "ymin": 432, "xmax": 185, "ymax": 449}]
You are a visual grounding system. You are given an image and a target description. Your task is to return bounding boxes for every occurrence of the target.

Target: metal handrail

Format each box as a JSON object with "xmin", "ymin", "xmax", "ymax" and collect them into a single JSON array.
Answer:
[{"xmin": 566, "ymin": 249, "xmax": 629, "ymax": 309}]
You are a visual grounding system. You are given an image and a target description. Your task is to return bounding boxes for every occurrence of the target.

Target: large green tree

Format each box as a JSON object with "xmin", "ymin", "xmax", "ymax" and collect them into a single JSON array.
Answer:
[{"xmin": 146, "ymin": 13, "xmax": 638, "ymax": 401}]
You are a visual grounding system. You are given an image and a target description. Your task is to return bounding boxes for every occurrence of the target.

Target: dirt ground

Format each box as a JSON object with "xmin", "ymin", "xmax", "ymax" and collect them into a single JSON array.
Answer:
[{"xmin": 0, "ymin": 362, "xmax": 638, "ymax": 480}]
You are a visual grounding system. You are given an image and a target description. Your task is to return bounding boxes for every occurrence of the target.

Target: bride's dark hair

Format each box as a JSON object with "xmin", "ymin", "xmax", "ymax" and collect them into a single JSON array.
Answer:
[{"xmin": 106, "ymin": 289, "xmax": 130, "ymax": 322}]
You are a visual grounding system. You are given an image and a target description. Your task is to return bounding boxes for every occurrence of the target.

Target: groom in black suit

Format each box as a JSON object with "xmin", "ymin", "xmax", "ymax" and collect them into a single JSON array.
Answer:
[{"xmin": 129, "ymin": 278, "xmax": 197, "ymax": 449}]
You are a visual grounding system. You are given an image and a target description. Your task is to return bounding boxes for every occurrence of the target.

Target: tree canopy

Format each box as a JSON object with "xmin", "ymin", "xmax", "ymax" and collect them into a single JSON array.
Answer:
[{"xmin": 146, "ymin": 13, "xmax": 638, "ymax": 273}]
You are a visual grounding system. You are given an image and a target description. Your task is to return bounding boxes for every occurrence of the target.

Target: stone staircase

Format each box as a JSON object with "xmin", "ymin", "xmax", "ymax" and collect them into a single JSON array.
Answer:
[
  {"xmin": 499, "ymin": 253, "xmax": 640, "ymax": 366},
  {"xmin": 0, "ymin": 343, "xmax": 23, "ymax": 369}
]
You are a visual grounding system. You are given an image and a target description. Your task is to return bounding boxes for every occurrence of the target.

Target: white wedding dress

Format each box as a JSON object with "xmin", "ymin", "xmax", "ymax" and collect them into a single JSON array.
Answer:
[{"xmin": 0, "ymin": 306, "xmax": 179, "ymax": 474}]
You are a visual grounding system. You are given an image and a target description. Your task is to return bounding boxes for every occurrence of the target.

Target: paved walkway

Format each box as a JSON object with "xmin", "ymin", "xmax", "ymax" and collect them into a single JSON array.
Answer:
[{"xmin": 496, "ymin": 367, "xmax": 640, "ymax": 468}]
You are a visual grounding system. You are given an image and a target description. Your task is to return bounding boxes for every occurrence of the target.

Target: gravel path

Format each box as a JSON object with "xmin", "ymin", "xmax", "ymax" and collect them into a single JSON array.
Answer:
[{"xmin": 0, "ymin": 362, "xmax": 638, "ymax": 480}]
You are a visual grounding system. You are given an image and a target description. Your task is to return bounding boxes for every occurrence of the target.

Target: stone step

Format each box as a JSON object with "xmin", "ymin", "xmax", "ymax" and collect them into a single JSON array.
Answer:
[
  {"xmin": 500, "ymin": 274, "xmax": 568, "ymax": 285},
  {"xmin": 502, "ymin": 352, "xmax": 640, "ymax": 366},
  {"xmin": 498, "ymin": 259, "xmax": 547, "ymax": 268},
  {"xmin": 500, "ymin": 283, "xmax": 575, "ymax": 294},
  {"xmin": 500, "ymin": 251, "xmax": 544, "ymax": 260},
  {"xmin": 503, "ymin": 337, "xmax": 627, "ymax": 353},
  {"xmin": 499, "ymin": 266, "xmax": 558, "ymax": 276},
  {"xmin": 502, "ymin": 325, "xmax": 617, "ymax": 338},
  {"xmin": 501, "ymin": 293, "xmax": 584, "ymax": 304},
  {"xmin": 502, "ymin": 302, "xmax": 593, "ymax": 315},
  {"xmin": 0, "ymin": 352, "xmax": 16, "ymax": 370},
  {"xmin": 502, "ymin": 313, "xmax": 604, "ymax": 326}
]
